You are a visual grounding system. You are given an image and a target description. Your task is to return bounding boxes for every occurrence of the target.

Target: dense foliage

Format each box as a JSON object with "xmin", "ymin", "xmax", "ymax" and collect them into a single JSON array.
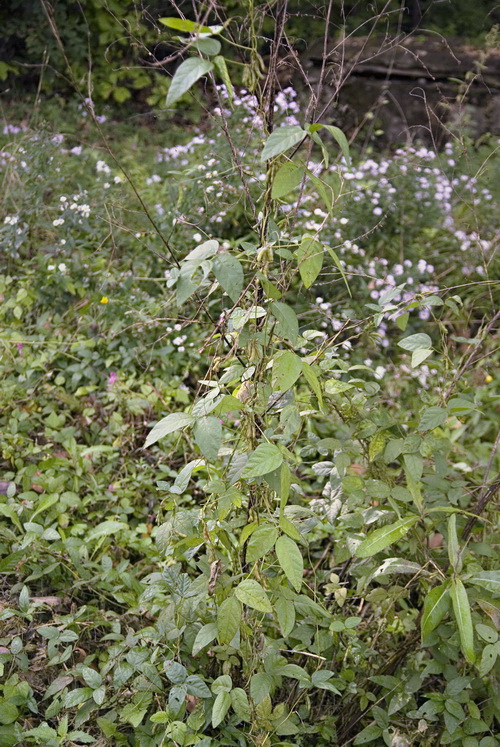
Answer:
[
  {"xmin": 0, "ymin": 6, "xmax": 499, "ymax": 747},
  {"xmin": 0, "ymin": 0, "xmax": 497, "ymax": 104}
]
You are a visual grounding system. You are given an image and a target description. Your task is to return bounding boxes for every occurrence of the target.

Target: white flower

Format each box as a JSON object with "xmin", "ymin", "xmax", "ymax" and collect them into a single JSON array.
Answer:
[
  {"xmin": 96, "ymin": 160, "xmax": 111, "ymax": 174},
  {"xmin": 193, "ymin": 233, "xmax": 202, "ymax": 242},
  {"xmin": 52, "ymin": 218, "xmax": 65, "ymax": 227},
  {"xmin": 58, "ymin": 263, "xmax": 67, "ymax": 273}
]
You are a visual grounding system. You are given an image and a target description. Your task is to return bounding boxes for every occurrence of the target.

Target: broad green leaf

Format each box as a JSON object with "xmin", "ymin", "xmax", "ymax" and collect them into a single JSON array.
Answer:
[
  {"xmin": 167, "ymin": 58, "xmax": 214, "ymax": 106},
  {"xmin": 235, "ymin": 579, "xmax": 272, "ymax": 613},
  {"xmin": 325, "ymin": 379, "xmax": 354, "ymax": 395},
  {"xmin": 296, "ymin": 235, "xmax": 323, "ymax": 288},
  {"xmin": 355, "ymin": 516, "xmax": 419, "ymax": 558},
  {"xmin": 87, "ymin": 521, "xmax": 128, "ymax": 542},
  {"xmin": 279, "ymin": 515, "xmax": 302, "ymax": 541},
  {"xmin": 412, "ymin": 348, "xmax": 433, "ymax": 367},
  {"xmin": 192, "ymin": 622, "xmax": 218, "ymax": 655},
  {"xmin": 213, "ymin": 55, "xmax": 234, "ymax": 103},
  {"xmin": 217, "ymin": 596, "xmax": 242, "ymax": 645},
  {"xmin": 369, "ymin": 432, "xmax": 386, "ymax": 462},
  {"xmin": 479, "ymin": 643, "xmax": 498, "ymax": 676},
  {"xmin": 320, "ymin": 124, "xmax": 351, "ymax": 165},
  {"xmin": 192, "ymin": 37, "xmax": 221, "ymax": 55},
  {"xmin": 278, "ymin": 663, "xmax": 310, "ymax": 683},
  {"xmin": 301, "ymin": 361, "xmax": 323, "ymax": 408},
  {"xmin": 261, "ymin": 125, "xmax": 306, "ymax": 161},
  {"xmin": 185, "ymin": 239, "xmax": 219, "ymax": 262},
  {"xmin": 145, "ymin": 412, "xmax": 194, "ymax": 447},
  {"xmin": 475, "ymin": 623, "xmax": 497, "ymax": 643},
  {"xmin": 398, "ymin": 333, "xmax": 432, "ymax": 351},
  {"xmin": 242, "ymin": 443, "xmax": 283, "ymax": 478},
  {"xmin": 246, "ymin": 524, "xmax": 279, "ymax": 563},
  {"xmin": 213, "ymin": 254, "xmax": 244, "ymax": 302},
  {"xmin": 212, "ymin": 691, "xmax": 231, "ymax": 728},
  {"xmin": 404, "ymin": 453, "xmax": 423, "ymax": 482},
  {"xmin": 272, "ymin": 351, "xmax": 302, "ymax": 392},
  {"xmin": 419, "ymin": 406, "xmax": 447, "ymax": 431},
  {"xmin": 447, "ymin": 514, "xmax": 460, "ymax": 571},
  {"xmin": 421, "ymin": 582, "xmax": 451, "ymax": 639},
  {"xmin": 396, "ymin": 312, "xmax": 409, "ymax": 331},
  {"xmin": 212, "ymin": 675, "xmax": 232, "ymax": 694},
  {"xmin": 250, "ymin": 673, "xmax": 272, "ymax": 704},
  {"xmin": 231, "ymin": 687, "xmax": 251, "ymax": 721},
  {"xmin": 271, "ymin": 161, "xmax": 305, "ymax": 199},
  {"xmin": 159, "ymin": 18, "xmax": 214, "ymax": 34},
  {"xmin": 80, "ymin": 666, "xmax": 102, "ymax": 689},
  {"xmin": 275, "ymin": 594, "xmax": 296, "ymax": 636},
  {"xmin": 451, "ymin": 577, "xmax": 475, "ymax": 664},
  {"xmin": 468, "ymin": 571, "xmax": 500, "ymax": 595},
  {"xmin": 270, "ymin": 301, "xmax": 299, "ymax": 343},
  {"xmin": 353, "ymin": 725, "xmax": 383, "ymax": 744},
  {"xmin": 186, "ymin": 675, "xmax": 211, "ymax": 699},
  {"xmin": 194, "ymin": 416, "xmax": 222, "ymax": 461},
  {"xmin": 275, "ymin": 535, "xmax": 303, "ymax": 593}
]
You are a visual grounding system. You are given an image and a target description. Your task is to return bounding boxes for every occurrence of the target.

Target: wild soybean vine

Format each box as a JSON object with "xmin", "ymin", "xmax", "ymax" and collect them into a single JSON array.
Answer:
[{"xmin": 142, "ymin": 7, "xmax": 499, "ymax": 747}]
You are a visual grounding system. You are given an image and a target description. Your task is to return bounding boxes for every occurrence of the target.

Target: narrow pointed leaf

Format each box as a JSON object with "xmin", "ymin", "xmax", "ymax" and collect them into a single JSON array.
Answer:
[
  {"xmin": 451, "ymin": 577, "xmax": 475, "ymax": 664},
  {"xmin": 355, "ymin": 516, "xmax": 419, "ymax": 558},
  {"xmin": 421, "ymin": 582, "xmax": 451, "ymax": 639},
  {"xmin": 275, "ymin": 535, "xmax": 303, "ymax": 592},
  {"xmin": 145, "ymin": 413, "xmax": 194, "ymax": 447}
]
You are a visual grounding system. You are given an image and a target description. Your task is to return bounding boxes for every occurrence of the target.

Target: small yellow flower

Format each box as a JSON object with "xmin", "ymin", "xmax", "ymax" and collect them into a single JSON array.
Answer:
[
  {"xmin": 485, "ymin": 374, "xmax": 493, "ymax": 383},
  {"xmin": 100, "ymin": 296, "xmax": 109, "ymax": 304}
]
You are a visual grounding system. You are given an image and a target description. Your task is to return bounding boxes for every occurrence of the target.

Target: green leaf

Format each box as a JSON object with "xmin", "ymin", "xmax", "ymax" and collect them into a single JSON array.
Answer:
[
  {"xmin": 325, "ymin": 379, "xmax": 354, "ymax": 395},
  {"xmin": 230, "ymin": 688, "xmax": 251, "ymax": 722},
  {"xmin": 353, "ymin": 724, "xmax": 383, "ymax": 744},
  {"xmin": 272, "ymin": 351, "xmax": 302, "ymax": 392},
  {"xmin": 398, "ymin": 333, "xmax": 432, "ymax": 351},
  {"xmin": 468, "ymin": 571, "xmax": 500, "ymax": 595},
  {"xmin": 250, "ymin": 673, "xmax": 272, "ymax": 704},
  {"xmin": 451, "ymin": 577, "xmax": 475, "ymax": 664},
  {"xmin": 309, "ymin": 171, "xmax": 337, "ymax": 211},
  {"xmin": 404, "ymin": 453, "xmax": 423, "ymax": 482},
  {"xmin": 212, "ymin": 691, "xmax": 231, "ymax": 728},
  {"xmin": 80, "ymin": 667, "xmax": 102, "ymax": 690},
  {"xmin": 235, "ymin": 579, "xmax": 272, "ymax": 613},
  {"xmin": 355, "ymin": 516, "xmax": 419, "ymax": 558},
  {"xmin": 296, "ymin": 235, "xmax": 323, "ymax": 288},
  {"xmin": 145, "ymin": 412, "xmax": 194, "ymax": 447},
  {"xmin": 194, "ymin": 416, "xmax": 222, "ymax": 461},
  {"xmin": 412, "ymin": 348, "xmax": 433, "ymax": 367},
  {"xmin": 185, "ymin": 675, "xmax": 211, "ymax": 698},
  {"xmin": 192, "ymin": 37, "xmax": 221, "ymax": 56},
  {"xmin": 326, "ymin": 247, "xmax": 351, "ymax": 295},
  {"xmin": 212, "ymin": 675, "xmax": 232, "ymax": 694},
  {"xmin": 396, "ymin": 312, "xmax": 409, "ymax": 331},
  {"xmin": 475, "ymin": 624, "xmax": 497, "ymax": 643},
  {"xmin": 159, "ymin": 17, "xmax": 214, "ymax": 34},
  {"xmin": 0, "ymin": 703, "xmax": 18, "ymax": 725},
  {"xmin": 271, "ymin": 162, "xmax": 305, "ymax": 199},
  {"xmin": 419, "ymin": 406, "xmax": 447, "ymax": 431},
  {"xmin": 275, "ymin": 595, "xmax": 296, "ymax": 636},
  {"xmin": 270, "ymin": 301, "xmax": 299, "ymax": 343},
  {"xmin": 217, "ymin": 597, "xmax": 242, "ymax": 645},
  {"xmin": 213, "ymin": 254, "xmax": 244, "ymax": 302},
  {"xmin": 246, "ymin": 524, "xmax": 279, "ymax": 563},
  {"xmin": 421, "ymin": 582, "xmax": 451, "ymax": 638},
  {"xmin": 166, "ymin": 58, "xmax": 214, "ymax": 106},
  {"xmin": 192, "ymin": 622, "xmax": 218, "ymax": 655},
  {"xmin": 275, "ymin": 535, "xmax": 303, "ymax": 593},
  {"xmin": 261, "ymin": 126, "xmax": 306, "ymax": 161},
  {"xmin": 242, "ymin": 443, "xmax": 283, "ymax": 478},
  {"xmin": 479, "ymin": 643, "xmax": 498, "ymax": 676},
  {"xmin": 447, "ymin": 514, "xmax": 460, "ymax": 571},
  {"xmin": 87, "ymin": 521, "xmax": 127, "ymax": 542},
  {"xmin": 320, "ymin": 124, "xmax": 351, "ymax": 165},
  {"xmin": 301, "ymin": 362, "xmax": 323, "ymax": 408},
  {"xmin": 213, "ymin": 55, "xmax": 234, "ymax": 103}
]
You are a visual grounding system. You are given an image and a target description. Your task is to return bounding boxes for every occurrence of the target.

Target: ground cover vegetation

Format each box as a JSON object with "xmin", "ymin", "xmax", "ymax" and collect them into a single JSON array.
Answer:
[{"xmin": 0, "ymin": 2, "xmax": 499, "ymax": 746}]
